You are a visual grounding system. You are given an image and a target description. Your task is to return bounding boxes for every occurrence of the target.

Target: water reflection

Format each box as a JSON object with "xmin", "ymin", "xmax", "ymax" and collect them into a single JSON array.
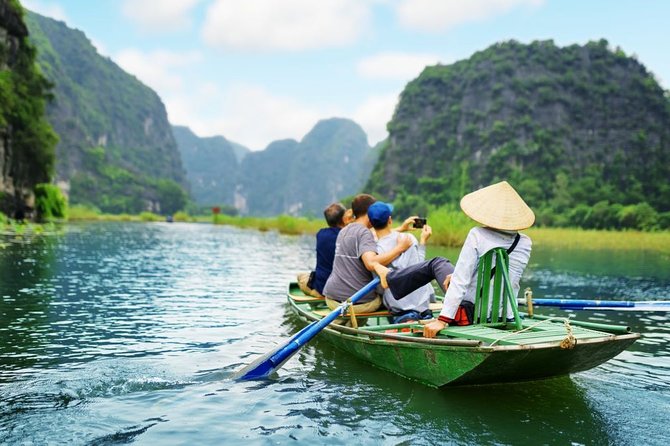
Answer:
[
  {"xmin": 279, "ymin": 315, "xmax": 612, "ymax": 445},
  {"xmin": 0, "ymin": 236, "xmax": 58, "ymax": 375}
]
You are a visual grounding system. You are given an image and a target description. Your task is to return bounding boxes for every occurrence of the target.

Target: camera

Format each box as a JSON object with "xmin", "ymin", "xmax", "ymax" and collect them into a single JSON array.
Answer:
[{"xmin": 413, "ymin": 217, "xmax": 427, "ymax": 229}]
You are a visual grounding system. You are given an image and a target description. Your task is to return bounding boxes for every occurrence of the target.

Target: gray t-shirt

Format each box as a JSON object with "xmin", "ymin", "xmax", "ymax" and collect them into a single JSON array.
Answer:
[{"xmin": 322, "ymin": 223, "xmax": 378, "ymax": 303}]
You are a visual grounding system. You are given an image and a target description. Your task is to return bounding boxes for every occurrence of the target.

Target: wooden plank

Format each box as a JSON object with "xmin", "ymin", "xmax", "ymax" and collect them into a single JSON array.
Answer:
[
  {"xmin": 313, "ymin": 309, "xmax": 391, "ymax": 318},
  {"xmin": 441, "ymin": 326, "xmax": 522, "ymax": 345}
]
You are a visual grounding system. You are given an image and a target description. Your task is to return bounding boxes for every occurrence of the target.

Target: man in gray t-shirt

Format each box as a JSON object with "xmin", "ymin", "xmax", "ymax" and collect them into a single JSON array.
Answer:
[
  {"xmin": 322, "ymin": 194, "xmax": 412, "ymax": 315},
  {"xmin": 323, "ymin": 222, "xmax": 379, "ymax": 303}
]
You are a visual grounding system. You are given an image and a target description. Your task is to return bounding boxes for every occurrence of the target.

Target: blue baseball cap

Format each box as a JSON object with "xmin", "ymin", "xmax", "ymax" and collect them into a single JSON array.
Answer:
[{"xmin": 367, "ymin": 201, "xmax": 394, "ymax": 227}]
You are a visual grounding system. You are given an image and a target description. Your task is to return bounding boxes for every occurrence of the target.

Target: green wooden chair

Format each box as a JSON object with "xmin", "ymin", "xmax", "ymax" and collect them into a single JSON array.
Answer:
[{"xmin": 473, "ymin": 247, "xmax": 523, "ymax": 330}]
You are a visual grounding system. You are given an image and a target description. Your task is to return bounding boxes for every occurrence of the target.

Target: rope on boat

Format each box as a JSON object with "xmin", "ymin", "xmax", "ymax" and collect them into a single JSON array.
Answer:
[
  {"xmin": 560, "ymin": 319, "xmax": 577, "ymax": 349},
  {"xmin": 488, "ymin": 316, "xmax": 577, "ymax": 349}
]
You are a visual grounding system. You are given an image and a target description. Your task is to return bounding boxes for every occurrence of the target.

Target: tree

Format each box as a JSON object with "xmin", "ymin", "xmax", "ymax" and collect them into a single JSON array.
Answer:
[{"xmin": 156, "ymin": 180, "xmax": 188, "ymax": 215}]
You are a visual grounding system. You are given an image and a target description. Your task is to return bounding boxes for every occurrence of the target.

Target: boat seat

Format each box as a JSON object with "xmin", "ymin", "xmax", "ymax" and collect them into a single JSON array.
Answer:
[{"xmin": 473, "ymin": 247, "xmax": 523, "ymax": 330}]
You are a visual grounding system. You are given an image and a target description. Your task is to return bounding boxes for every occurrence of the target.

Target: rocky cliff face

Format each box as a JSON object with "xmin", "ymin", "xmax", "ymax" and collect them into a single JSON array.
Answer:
[
  {"xmin": 1, "ymin": 0, "xmax": 57, "ymax": 217},
  {"xmin": 0, "ymin": 2, "xmax": 24, "ymax": 211},
  {"xmin": 172, "ymin": 125, "xmax": 240, "ymax": 207},
  {"xmin": 366, "ymin": 40, "xmax": 670, "ymax": 218},
  {"xmin": 25, "ymin": 11, "xmax": 188, "ymax": 214}
]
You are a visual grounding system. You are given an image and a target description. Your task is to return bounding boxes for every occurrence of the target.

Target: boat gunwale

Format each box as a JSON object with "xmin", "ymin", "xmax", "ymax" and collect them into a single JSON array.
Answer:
[{"xmin": 287, "ymin": 293, "xmax": 641, "ymax": 353}]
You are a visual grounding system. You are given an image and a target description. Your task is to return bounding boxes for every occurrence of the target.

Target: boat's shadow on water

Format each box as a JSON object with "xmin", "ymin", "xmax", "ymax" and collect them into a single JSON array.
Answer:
[{"xmin": 277, "ymin": 311, "xmax": 615, "ymax": 446}]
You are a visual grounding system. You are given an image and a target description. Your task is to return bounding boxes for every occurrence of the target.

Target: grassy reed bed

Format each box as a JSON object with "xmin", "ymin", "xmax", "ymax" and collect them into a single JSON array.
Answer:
[
  {"xmin": 526, "ymin": 227, "xmax": 670, "ymax": 254},
  {"xmin": 64, "ymin": 205, "xmax": 670, "ymax": 254},
  {"xmin": 210, "ymin": 211, "xmax": 670, "ymax": 254},
  {"xmin": 68, "ymin": 205, "xmax": 163, "ymax": 222},
  {"xmin": 210, "ymin": 214, "xmax": 322, "ymax": 235}
]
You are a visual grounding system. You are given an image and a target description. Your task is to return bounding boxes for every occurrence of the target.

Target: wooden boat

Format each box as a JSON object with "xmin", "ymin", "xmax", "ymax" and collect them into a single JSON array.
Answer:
[{"xmin": 286, "ymin": 282, "xmax": 640, "ymax": 388}]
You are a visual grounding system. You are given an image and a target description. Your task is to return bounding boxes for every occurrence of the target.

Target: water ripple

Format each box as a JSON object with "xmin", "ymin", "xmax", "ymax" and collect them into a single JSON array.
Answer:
[{"xmin": 1, "ymin": 222, "xmax": 669, "ymax": 445}]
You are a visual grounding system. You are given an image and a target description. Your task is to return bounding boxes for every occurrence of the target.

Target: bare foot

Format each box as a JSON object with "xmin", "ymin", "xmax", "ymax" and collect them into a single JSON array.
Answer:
[{"xmin": 373, "ymin": 263, "xmax": 390, "ymax": 289}]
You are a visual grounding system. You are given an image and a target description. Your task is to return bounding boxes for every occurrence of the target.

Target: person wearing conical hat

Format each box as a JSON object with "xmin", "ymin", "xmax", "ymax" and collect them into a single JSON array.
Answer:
[{"xmin": 374, "ymin": 181, "xmax": 534, "ymax": 338}]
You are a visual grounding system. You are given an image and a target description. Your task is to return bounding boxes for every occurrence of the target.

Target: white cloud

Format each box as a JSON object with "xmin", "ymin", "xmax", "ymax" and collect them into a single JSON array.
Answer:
[
  {"xmin": 166, "ymin": 84, "xmax": 327, "ymax": 150},
  {"xmin": 395, "ymin": 0, "xmax": 544, "ymax": 32},
  {"xmin": 357, "ymin": 51, "xmax": 443, "ymax": 81},
  {"xmin": 22, "ymin": 0, "xmax": 68, "ymax": 22},
  {"xmin": 114, "ymin": 49, "xmax": 203, "ymax": 91},
  {"xmin": 352, "ymin": 93, "xmax": 399, "ymax": 145},
  {"xmin": 202, "ymin": 0, "xmax": 370, "ymax": 51},
  {"xmin": 121, "ymin": 0, "xmax": 201, "ymax": 32}
]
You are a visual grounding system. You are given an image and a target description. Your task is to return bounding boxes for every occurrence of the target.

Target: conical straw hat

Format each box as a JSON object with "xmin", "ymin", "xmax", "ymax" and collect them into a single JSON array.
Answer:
[{"xmin": 460, "ymin": 181, "xmax": 535, "ymax": 231}]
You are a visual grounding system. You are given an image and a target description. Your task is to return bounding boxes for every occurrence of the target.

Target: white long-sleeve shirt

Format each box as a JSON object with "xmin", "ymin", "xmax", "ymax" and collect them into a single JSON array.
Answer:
[{"xmin": 440, "ymin": 226, "xmax": 532, "ymax": 319}]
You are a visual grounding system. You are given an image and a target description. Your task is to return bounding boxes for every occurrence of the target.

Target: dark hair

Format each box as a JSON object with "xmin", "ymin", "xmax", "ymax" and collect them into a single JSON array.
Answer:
[
  {"xmin": 351, "ymin": 194, "xmax": 376, "ymax": 219},
  {"xmin": 323, "ymin": 203, "xmax": 346, "ymax": 228},
  {"xmin": 370, "ymin": 217, "xmax": 389, "ymax": 230}
]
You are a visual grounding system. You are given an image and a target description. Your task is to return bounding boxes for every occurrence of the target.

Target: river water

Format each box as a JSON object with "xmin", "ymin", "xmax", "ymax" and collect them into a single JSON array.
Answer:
[{"xmin": 1, "ymin": 222, "xmax": 668, "ymax": 445}]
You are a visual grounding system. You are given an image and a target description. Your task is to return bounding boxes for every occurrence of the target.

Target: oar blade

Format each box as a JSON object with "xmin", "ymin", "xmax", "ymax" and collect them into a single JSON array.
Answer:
[
  {"xmin": 235, "ymin": 278, "xmax": 380, "ymax": 381},
  {"xmin": 234, "ymin": 323, "xmax": 313, "ymax": 380}
]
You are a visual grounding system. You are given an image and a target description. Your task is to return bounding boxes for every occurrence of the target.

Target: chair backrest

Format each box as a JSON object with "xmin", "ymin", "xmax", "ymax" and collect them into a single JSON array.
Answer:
[{"xmin": 473, "ymin": 247, "xmax": 523, "ymax": 329}]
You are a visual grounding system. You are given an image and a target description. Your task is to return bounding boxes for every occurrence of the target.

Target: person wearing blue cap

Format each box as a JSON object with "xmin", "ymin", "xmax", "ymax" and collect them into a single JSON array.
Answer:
[
  {"xmin": 322, "ymin": 194, "xmax": 414, "ymax": 323},
  {"xmin": 368, "ymin": 202, "xmax": 452, "ymax": 324}
]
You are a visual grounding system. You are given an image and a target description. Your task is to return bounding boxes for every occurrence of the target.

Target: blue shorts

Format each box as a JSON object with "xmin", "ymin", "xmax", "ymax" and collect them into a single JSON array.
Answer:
[{"xmin": 391, "ymin": 309, "xmax": 433, "ymax": 324}]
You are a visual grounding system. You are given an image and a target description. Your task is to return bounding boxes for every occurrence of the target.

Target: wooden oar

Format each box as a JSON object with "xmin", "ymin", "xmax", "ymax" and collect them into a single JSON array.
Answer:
[{"xmin": 235, "ymin": 278, "xmax": 380, "ymax": 380}]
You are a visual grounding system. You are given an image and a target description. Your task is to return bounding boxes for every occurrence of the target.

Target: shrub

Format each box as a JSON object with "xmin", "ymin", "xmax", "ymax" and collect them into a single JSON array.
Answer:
[
  {"xmin": 68, "ymin": 204, "xmax": 101, "ymax": 221},
  {"xmin": 618, "ymin": 202, "xmax": 659, "ymax": 231},
  {"xmin": 139, "ymin": 212, "xmax": 160, "ymax": 222},
  {"xmin": 34, "ymin": 183, "xmax": 67, "ymax": 221},
  {"xmin": 658, "ymin": 212, "xmax": 670, "ymax": 230},
  {"xmin": 425, "ymin": 205, "xmax": 473, "ymax": 247},
  {"xmin": 173, "ymin": 211, "xmax": 190, "ymax": 222}
]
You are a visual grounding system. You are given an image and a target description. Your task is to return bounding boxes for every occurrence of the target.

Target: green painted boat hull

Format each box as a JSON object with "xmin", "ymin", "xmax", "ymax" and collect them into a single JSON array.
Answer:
[
  {"xmin": 318, "ymin": 328, "xmax": 637, "ymax": 387},
  {"xmin": 287, "ymin": 284, "xmax": 640, "ymax": 387}
]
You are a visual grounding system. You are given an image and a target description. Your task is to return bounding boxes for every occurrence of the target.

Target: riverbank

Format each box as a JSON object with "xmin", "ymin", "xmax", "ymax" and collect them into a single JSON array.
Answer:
[
  {"xmin": 5, "ymin": 207, "xmax": 669, "ymax": 255},
  {"xmin": 76, "ymin": 206, "xmax": 670, "ymax": 255},
  {"xmin": 205, "ymin": 210, "xmax": 670, "ymax": 255}
]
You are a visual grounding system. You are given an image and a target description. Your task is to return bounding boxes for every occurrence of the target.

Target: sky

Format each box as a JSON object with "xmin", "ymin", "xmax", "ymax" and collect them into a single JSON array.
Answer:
[{"xmin": 22, "ymin": 0, "xmax": 670, "ymax": 151}]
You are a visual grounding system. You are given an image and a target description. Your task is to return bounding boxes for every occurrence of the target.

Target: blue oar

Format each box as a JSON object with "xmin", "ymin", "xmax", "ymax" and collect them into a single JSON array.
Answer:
[
  {"xmin": 235, "ymin": 278, "xmax": 380, "ymax": 381},
  {"xmin": 520, "ymin": 298, "xmax": 670, "ymax": 311}
]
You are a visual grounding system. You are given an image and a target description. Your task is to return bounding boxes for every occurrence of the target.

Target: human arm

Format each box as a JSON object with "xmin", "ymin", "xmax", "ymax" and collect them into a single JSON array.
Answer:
[
  {"xmin": 394, "ymin": 216, "xmax": 419, "ymax": 233},
  {"xmin": 414, "ymin": 224, "xmax": 432, "ymax": 262},
  {"xmin": 361, "ymin": 234, "xmax": 412, "ymax": 271},
  {"xmin": 438, "ymin": 229, "xmax": 479, "ymax": 319}
]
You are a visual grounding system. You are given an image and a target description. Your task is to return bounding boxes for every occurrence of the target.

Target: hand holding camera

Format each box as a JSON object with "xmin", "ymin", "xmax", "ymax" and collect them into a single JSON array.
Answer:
[{"xmin": 413, "ymin": 217, "xmax": 427, "ymax": 228}]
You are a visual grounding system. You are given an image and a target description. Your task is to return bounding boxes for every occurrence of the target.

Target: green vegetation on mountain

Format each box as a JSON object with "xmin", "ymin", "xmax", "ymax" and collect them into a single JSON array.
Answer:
[
  {"xmin": 176, "ymin": 118, "xmax": 378, "ymax": 217},
  {"xmin": 34, "ymin": 183, "xmax": 66, "ymax": 220},
  {"xmin": 25, "ymin": 11, "xmax": 188, "ymax": 214},
  {"xmin": 0, "ymin": 0, "xmax": 58, "ymax": 216},
  {"xmin": 367, "ymin": 40, "xmax": 670, "ymax": 230}
]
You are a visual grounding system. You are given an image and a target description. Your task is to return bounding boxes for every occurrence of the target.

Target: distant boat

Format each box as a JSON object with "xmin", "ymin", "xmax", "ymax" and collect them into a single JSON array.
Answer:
[
  {"xmin": 165, "ymin": 215, "xmax": 173, "ymax": 223},
  {"xmin": 286, "ymin": 282, "xmax": 640, "ymax": 387}
]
